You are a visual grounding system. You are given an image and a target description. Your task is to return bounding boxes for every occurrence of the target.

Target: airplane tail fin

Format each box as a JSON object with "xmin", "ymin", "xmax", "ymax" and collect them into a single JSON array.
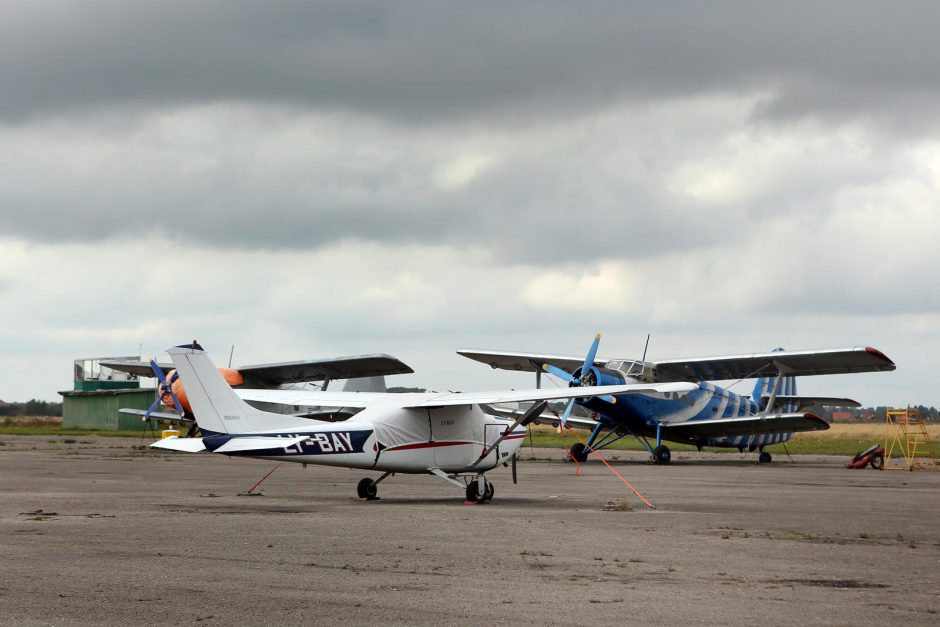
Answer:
[
  {"xmin": 752, "ymin": 347, "xmax": 797, "ymax": 412},
  {"xmin": 165, "ymin": 342, "xmax": 312, "ymax": 434}
]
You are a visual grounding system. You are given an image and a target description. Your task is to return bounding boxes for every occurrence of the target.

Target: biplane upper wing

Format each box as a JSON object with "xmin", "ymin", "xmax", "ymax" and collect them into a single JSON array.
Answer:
[
  {"xmin": 456, "ymin": 349, "xmax": 611, "ymax": 373},
  {"xmin": 651, "ymin": 347, "xmax": 895, "ymax": 382}
]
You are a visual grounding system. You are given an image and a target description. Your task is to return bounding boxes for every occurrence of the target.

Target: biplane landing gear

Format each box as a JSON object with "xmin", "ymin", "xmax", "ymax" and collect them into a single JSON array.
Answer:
[
  {"xmin": 466, "ymin": 476, "xmax": 494, "ymax": 503},
  {"xmin": 569, "ymin": 442, "xmax": 589, "ymax": 463},
  {"xmin": 652, "ymin": 445, "xmax": 671, "ymax": 465},
  {"xmin": 758, "ymin": 450, "xmax": 772, "ymax": 464}
]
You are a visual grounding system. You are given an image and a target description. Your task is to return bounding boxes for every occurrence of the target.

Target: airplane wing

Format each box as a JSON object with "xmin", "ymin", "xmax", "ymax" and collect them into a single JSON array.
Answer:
[
  {"xmin": 236, "ymin": 382, "xmax": 698, "ymax": 410},
  {"xmin": 458, "ymin": 347, "xmax": 895, "ymax": 383},
  {"xmin": 651, "ymin": 347, "xmax": 895, "ymax": 382},
  {"xmin": 238, "ymin": 354, "xmax": 414, "ymax": 386},
  {"xmin": 481, "ymin": 404, "xmax": 600, "ymax": 430},
  {"xmin": 765, "ymin": 395, "xmax": 861, "ymax": 409},
  {"xmin": 456, "ymin": 349, "xmax": 612, "ymax": 373},
  {"xmin": 119, "ymin": 408, "xmax": 195, "ymax": 424},
  {"xmin": 402, "ymin": 382, "xmax": 697, "ymax": 408},
  {"xmin": 661, "ymin": 412, "xmax": 829, "ymax": 439},
  {"xmin": 235, "ymin": 389, "xmax": 385, "ymax": 408},
  {"xmin": 101, "ymin": 359, "xmax": 175, "ymax": 376}
]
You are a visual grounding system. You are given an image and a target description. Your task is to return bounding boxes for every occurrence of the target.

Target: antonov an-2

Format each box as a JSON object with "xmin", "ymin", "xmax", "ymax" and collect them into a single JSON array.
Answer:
[
  {"xmin": 152, "ymin": 342, "xmax": 696, "ymax": 501},
  {"xmin": 458, "ymin": 335, "xmax": 895, "ymax": 464}
]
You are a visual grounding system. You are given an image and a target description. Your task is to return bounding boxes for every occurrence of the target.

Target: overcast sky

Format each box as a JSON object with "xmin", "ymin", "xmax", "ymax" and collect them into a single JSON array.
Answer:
[{"xmin": 2, "ymin": 1, "xmax": 936, "ymax": 407}]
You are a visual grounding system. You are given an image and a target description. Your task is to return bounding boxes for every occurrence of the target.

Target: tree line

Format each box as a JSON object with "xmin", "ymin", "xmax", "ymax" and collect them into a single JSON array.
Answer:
[
  {"xmin": 813, "ymin": 405, "xmax": 938, "ymax": 422},
  {"xmin": 0, "ymin": 400, "xmax": 63, "ymax": 417}
]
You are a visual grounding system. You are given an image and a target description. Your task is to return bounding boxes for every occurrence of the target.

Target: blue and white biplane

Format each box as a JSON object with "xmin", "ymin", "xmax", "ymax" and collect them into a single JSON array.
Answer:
[{"xmin": 458, "ymin": 336, "xmax": 895, "ymax": 464}]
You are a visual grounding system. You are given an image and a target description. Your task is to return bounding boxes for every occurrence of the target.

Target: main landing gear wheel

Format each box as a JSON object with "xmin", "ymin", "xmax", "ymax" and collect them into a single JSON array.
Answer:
[
  {"xmin": 466, "ymin": 479, "xmax": 494, "ymax": 503},
  {"xmin": 357, "ymin": 477, "xmax": 378, "ymax": 500},
  {"xmin": 870, "ymin": 454, "xmax": 884, "ymax": 470},
  {"xmin": 652, "ymin": 445, "xmax": 671, "ymax": 465},
  {"xmin": 758, "ymin": 451, "xmax": 772, "ymax": 464},
  {"xmin": 569, "ymin": 442, "xmax": 589, "ymax": 463}
]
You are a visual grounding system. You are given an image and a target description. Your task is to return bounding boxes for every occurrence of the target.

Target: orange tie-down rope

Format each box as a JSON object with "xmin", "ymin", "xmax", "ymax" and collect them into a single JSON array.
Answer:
[{"xmin": 569, "ymin": 432, "xmax": 656, "ymax": 510}]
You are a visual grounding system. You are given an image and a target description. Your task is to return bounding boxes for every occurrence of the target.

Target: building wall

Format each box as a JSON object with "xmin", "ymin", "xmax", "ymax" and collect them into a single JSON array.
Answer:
[{"xmin": 61, "ymin": 389, "xmax": 155, "ymax": 430}]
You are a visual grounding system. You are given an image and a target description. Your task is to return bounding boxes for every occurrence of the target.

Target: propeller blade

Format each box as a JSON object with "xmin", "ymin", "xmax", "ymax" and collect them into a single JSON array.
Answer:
[
  {"xmin": 582, "ymin": 333, "xmax": 601, "ymax": 375},
  {"xmin": 144, "ymin": 396, "xmax": 163, "ymax": 419},
  {"xmin": 511, "ymin": 454, "xmax": 518, "ymax": 484},
  {"xmin": 148, "ymin": 360, "xmax": 167, "ymax": 382},
  {"xmin": 556, "ymin": 398, "xmax": 576, "ymax": 432},
  {"xmin": 543, "ymin": 363, "xmax": 577, "ymax": 384},
  {"xmin": 148, "ymin": 359, "xmax": 186, "ymax": 418}
]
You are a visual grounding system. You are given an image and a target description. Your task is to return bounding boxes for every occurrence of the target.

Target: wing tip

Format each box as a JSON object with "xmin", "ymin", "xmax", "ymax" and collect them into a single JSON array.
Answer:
[{"xmin": 864, "ymin": 347, "xmax": 896, "ymax": 369}]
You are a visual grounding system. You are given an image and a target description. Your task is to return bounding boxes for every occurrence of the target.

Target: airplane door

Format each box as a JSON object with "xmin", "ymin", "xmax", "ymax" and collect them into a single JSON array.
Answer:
[
  {"xmin": 430, "ymin": 406, "xmax": 484, "ymax": 470},
  {"xmin": 483, "ymin": 422, "xmax": 507, "ymax": 467}
]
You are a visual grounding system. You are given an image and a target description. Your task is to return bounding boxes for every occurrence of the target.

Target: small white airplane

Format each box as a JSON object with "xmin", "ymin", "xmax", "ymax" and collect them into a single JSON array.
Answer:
[{"xmin": 152, "ymin": 342, "xmax": 696, "ymax": 501}]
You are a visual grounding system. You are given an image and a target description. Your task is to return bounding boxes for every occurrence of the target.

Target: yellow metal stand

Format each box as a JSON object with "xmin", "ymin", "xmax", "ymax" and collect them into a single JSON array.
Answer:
[{"xmin": 883, "ymin": 408, "xmax": 939, "ymax": 471}]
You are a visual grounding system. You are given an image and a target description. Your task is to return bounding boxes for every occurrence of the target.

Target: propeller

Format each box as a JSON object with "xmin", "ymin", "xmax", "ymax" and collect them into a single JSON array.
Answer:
[
  {"xmin": 144, "ymin": 360, "xmax": 186, "ymax": 422},
  {"xmin": 542, "ymin": 333, "xmax": 617, "ymax": 432}
]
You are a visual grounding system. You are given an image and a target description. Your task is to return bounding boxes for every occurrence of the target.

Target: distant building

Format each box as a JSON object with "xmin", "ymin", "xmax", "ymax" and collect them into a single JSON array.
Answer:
[
  {"xmin": 831, "ymin": 410, "xmax": 854, "ymax": 422},
  {"xmin": 59, "ymin": 356, "xmax": 155, "ymax": 431}
]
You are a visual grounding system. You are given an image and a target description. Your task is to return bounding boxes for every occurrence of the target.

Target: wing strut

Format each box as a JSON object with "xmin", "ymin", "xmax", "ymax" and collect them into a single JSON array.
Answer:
[
  {"xmin": 471, "ymin": 401, "xmax": 547, "ymax": 467},
  {"xmin": 761, "ymin": 360, "xmax": 793, "ymax": 417}
]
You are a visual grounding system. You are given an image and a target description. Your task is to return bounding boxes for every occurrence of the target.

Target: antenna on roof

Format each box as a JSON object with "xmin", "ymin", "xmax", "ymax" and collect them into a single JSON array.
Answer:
[
  {"xmin": 641, "ymin": 333, "xmax": 651, "ymax": 362},
  {"xmin": 228, "ymin": 345, "xmax": 235, "ymax": 368}
]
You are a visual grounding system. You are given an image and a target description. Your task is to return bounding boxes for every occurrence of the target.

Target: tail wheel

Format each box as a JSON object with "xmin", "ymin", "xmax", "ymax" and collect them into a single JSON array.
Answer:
[
  {"xmin": 652, "ymin": 445, "xmax": 671, "ymax": 465},
  {"xmin": 357, "ymin": 478, "xmax": 378, "ymax": 500},
  {"xmin": 758, "ymin": 451, "xmax": 772, "ymax": 464},
  {"xmin": 569, "ymin": 442, "xmax": 589, "ymax": 463},
  {"xmin": 870, "ymin": 455, "xmax": 884, "ymax": 470}
]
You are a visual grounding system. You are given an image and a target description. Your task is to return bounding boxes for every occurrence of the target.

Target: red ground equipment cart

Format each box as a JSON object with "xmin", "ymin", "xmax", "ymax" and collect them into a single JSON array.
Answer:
[{"xmin": 846, "ymin": 444, "xmax": 884, "ymax": 469}]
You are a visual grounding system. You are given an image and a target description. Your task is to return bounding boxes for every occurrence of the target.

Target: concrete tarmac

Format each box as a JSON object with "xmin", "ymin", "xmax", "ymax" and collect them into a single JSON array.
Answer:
[{"xmin": 1, "ymin": 435, "xmax": 938, "ymax": 625}]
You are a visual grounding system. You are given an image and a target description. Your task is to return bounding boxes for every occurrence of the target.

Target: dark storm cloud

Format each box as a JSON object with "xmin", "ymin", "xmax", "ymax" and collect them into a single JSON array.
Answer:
[{"xmin": 3, "ymin": 1, "xmax": 940, "ymax": 126}]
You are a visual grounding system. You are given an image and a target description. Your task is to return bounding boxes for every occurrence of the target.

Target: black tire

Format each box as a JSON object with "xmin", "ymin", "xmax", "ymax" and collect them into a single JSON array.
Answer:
[
  {"xmin": 652, "ymin": 445, "xmax": 671, "ymax": 465},
  {"xmin": 466, "ymin": 481, "xmax": 484, "ymax": 503},
  {"xmin": 357, "ymin": 478, "xmax": 377, "ymax": 499},
  {"xmin": 483, "ymin": 481, "xmax": 494, "ymax": 501},
  {"xmin": 758, "ymin": 451, "xmax": 772, "ymax": 464},
  {"xmin": 870, "ymin": 455, "xmax": 884, "ymax": 470},
  {"xmin": 569, "ymin": 442, "xmax": 589, "ymax": 463}
]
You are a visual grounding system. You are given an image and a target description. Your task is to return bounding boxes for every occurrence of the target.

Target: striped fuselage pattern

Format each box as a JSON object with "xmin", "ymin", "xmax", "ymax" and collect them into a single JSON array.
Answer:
[{"xmin": 581, "ymin": 374, "xmax": 797, "ymax": 450}]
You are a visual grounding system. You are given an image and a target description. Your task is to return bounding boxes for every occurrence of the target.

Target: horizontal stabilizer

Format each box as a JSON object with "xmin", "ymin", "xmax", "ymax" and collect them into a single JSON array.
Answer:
[
  {"xmin": 661, "ymin": 412, "xmax": 828, "ymax": 439},
  {"xmin": 150, "ymin": 436, "xmax": 207, "ymax": 453},
  {"xmin": 213, "ymin": 435, "xmax": 309, "ymax": 453}
]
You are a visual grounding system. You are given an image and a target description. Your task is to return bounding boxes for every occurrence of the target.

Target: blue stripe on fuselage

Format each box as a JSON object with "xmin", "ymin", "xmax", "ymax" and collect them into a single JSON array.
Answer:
[{"xmin": 202, "ymin": 430, "xmax": 373, "ymax": 456}]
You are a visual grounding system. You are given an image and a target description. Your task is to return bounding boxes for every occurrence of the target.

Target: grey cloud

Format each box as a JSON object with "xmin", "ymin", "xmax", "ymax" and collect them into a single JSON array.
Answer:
[{"xmin": 3, "ymin": 2, "xmax": 940, "ymax": 128}]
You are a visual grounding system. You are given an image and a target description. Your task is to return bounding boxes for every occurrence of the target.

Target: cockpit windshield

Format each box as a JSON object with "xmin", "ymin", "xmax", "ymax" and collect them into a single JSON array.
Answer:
[{"xmin": 605, "ymin": 359, "xmax": 654, "ymax": 381}]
